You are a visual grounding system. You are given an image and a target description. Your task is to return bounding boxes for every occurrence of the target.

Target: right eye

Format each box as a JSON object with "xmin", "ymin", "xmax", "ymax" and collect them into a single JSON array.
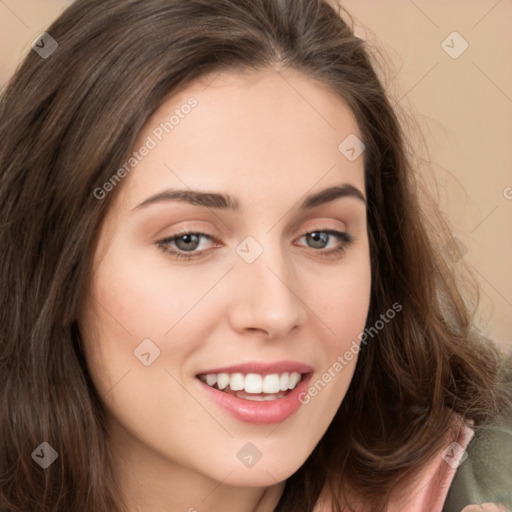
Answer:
[{"xmin": 157, "ymin": 231, "xmax": 219, "ymax": 260}]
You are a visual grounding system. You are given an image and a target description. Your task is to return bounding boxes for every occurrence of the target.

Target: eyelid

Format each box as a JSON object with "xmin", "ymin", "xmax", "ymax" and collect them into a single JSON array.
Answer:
[{"xmin": 156, "ymin": 224, "xmax": 353, "ymax": 260}]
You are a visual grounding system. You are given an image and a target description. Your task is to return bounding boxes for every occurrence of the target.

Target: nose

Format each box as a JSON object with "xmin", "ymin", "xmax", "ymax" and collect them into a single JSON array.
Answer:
[{"xmin": 227, "ymin": 241, "xmax": 307, "ymax": 341}]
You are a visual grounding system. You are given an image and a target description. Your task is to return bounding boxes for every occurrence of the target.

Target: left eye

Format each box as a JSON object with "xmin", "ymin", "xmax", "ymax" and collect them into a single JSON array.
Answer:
[
  {"xmin": 298, "ymin": 230, "xmax": 351, "ymax": 250},
  {"xmin": 157, "ymin": 229, "xmax": 353, "ymax": 260}
]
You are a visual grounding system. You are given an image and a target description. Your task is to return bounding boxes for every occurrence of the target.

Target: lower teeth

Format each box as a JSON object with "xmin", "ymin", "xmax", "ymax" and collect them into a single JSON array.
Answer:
[
  {"xmin": 233, "ymin": 390, "xmax": 287, "ymax": 401},
  {"xmin": 215, "ymin": 384, "xmax": 289, "ymax": 401}
]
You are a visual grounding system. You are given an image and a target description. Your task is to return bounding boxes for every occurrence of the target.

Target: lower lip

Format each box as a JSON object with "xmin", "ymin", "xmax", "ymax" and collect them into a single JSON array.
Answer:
[{"xmin": 196, "ymin": 373, "xmax": 313, "ymax": 425}]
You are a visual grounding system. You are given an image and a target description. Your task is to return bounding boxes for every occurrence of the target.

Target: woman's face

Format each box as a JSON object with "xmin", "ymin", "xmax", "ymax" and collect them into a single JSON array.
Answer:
[{"xmin": 79, "ymin": 67, "xmax": 371, "ymax": 496}]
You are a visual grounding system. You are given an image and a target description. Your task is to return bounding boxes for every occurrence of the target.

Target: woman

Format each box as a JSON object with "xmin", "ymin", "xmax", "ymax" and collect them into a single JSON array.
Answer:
[{"xmin": 0, "ymin": 0, "xmax": 510, "ymax": 511}]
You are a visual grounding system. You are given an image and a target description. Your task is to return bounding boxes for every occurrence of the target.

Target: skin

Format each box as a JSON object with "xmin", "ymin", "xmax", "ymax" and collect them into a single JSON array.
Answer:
[{"xmin": 79, "ymin": 66, "xmax": 371, "ymax": 512}]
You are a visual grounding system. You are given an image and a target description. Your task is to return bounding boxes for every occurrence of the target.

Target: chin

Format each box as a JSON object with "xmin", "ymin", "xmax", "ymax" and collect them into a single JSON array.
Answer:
[{"xmin": 199, "ymin": 443, "xmax": 311, "ymax": 487}]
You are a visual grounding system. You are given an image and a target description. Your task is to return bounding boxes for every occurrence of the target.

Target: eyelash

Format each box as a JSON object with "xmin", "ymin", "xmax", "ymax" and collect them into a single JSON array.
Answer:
[{"xmin": 156, "ymin": 228, "xmax": 354, "ymax": 261}]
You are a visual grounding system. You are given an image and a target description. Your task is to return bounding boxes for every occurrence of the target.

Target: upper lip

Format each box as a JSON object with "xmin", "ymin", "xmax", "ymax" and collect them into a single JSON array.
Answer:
[{"xmin": 196, "ymin": 361, "xmax": 314, "ymax": 376}]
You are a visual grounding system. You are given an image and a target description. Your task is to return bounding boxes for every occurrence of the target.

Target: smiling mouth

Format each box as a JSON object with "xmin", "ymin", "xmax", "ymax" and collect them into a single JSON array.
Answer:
[{"xmin": 197, "ymin": 371, "xmax": 305, "ymax": 401}]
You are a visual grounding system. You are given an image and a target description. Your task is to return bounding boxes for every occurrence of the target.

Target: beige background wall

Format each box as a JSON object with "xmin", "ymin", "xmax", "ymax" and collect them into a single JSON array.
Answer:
[{"xmin": 1, "ymin": 0, "xmax": 510, "ymax": 350}]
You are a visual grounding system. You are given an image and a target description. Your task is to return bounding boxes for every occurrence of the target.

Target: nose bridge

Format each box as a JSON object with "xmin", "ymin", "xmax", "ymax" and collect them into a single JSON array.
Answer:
[{"xmin": 229, "ymin": 232, "xmax": 305, "ymax": 337}]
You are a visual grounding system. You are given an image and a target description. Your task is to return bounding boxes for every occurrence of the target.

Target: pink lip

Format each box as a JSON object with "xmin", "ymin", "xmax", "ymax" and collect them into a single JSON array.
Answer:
[
  {"xmin": 195, "ymin": 360, "xmax": 313, "ymax": 377},
  {"xmin": 196, "ymin": 372, "xmax": 313, "ymax": 425}
]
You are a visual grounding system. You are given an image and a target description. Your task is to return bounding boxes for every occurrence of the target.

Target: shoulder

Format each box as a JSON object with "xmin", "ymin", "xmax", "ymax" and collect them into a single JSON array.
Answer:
[
  {"xmin": 311, "ymin": 412, "xmax": 512, "ymax": 512},
  {"xmin": 443, "ymin": 412, "xmax": 512, "ymax": 512}
]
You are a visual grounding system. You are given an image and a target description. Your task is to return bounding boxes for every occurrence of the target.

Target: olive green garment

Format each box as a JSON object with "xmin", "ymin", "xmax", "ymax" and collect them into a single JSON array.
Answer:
[{"xmin": 443, "ymin": 414, "xmax": 512, "ymax": 512}]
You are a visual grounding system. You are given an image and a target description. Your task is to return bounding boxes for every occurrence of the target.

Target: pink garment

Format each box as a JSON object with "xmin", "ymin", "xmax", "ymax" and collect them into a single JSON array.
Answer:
[
  {"xmin": 386, "ymin": 420, "xmax": 475, "ymax": 512},
  {"xmin": 313, "ymin": 418, "xmax": 507, "ymax": 512}
]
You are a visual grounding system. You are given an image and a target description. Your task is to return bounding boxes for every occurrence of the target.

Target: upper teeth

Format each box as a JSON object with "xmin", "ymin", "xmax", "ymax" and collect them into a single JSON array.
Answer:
[{"xmin": 199, "ymin": 372, "xmax": 302, "ymax": 394}]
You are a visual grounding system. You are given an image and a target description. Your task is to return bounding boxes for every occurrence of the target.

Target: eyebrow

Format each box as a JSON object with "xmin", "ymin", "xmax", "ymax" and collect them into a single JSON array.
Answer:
[{"xmin": 132, "ymin": 183, "xmax": 366, "ymax": 211}]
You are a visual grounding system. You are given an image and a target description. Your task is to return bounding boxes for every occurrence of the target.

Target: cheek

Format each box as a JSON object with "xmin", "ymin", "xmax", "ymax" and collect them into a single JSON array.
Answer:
[
  {"xmin": 78, "ymin": 240, "xmax": 227, "ymax": 397},
  {"xmin": 88, "ymin": 241, "xmax": 215, "ymax": 340},
  {"xmin": 312, "ymin": 255, "xmax": 372, "ymax": 348},
  {"xmin": 78, "ymin": 261, "xmax": 199, "ymax": 444},
  {"xmin": 299, "ymin": 254, "xmax": 371, "ymax": 408}
]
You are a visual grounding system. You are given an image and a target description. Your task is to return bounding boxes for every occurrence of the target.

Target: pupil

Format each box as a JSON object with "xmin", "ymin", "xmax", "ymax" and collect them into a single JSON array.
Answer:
[
  {"xmin": 176, "ymin": 234, "xmax": 199, "ymax": 251},
  {"xmin": 308, "ymin": 231, "xmax": 328, "ymax": 249}
]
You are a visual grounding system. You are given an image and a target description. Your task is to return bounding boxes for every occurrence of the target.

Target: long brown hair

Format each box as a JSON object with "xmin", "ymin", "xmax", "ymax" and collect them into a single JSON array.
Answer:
[{"xmin": 0, "ymin": 1, "xmax": 509, "ymax": 511}]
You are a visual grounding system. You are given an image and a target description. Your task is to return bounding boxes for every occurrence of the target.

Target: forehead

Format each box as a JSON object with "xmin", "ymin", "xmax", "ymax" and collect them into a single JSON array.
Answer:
[{"xmin": 116, "ymin": 67, "xmax": 365, "ymax": 210}]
